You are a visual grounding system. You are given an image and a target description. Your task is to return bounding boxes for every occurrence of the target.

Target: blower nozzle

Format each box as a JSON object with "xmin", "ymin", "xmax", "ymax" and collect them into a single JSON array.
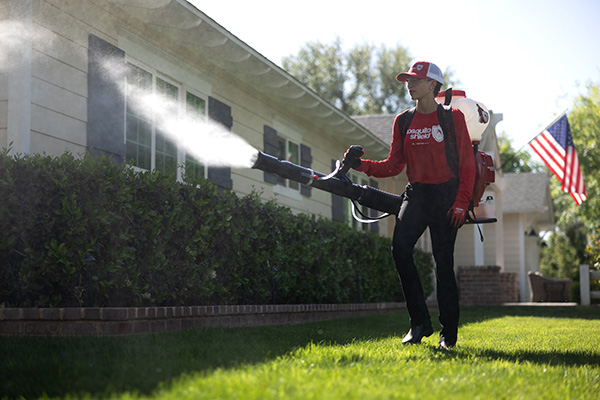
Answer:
[{"xmin": 252, "ymin": 151, "xmax": 402, "ymax": 215}]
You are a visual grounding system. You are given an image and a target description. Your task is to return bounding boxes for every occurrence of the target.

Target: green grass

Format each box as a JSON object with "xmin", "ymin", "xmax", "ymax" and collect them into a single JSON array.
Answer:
[{"xmin": 1, "ymin": 306, "xmax": 599, "ymax": 399}]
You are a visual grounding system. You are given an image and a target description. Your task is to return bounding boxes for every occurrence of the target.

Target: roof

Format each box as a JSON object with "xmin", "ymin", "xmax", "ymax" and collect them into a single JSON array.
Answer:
[
  {"xmin": 502, "ymin": 173, "xmax": 554, "ymax": 229},
  {"xmin": 352, "ymin": 115, "xmax": 396, "ymax": 144}
]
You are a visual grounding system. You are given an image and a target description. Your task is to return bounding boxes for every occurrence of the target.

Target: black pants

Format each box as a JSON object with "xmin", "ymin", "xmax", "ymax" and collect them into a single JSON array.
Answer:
[{"xmin": 392, "ymin": 180, "xmax": 460, "ymax": 343}]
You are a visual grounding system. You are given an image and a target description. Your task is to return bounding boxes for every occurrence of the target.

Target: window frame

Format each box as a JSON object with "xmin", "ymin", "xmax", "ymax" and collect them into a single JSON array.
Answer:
[
  {"xmin": 123, "ymin": 59, "xmax": 209, "ymax": 182},
  {"xmin": 119, "ymin": 31, "xmax": 212, "ymax": 182}
]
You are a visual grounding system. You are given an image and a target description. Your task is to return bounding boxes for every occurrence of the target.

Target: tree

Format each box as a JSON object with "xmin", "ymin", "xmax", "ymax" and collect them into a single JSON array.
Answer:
[
  {"xmin": 539, "ymin": 81, "xmax": 600, "ymax": 276},
  {"xmin": 539, "ymin": 221, "xmax": 587, "ymax": 279},
  {"xmin": 497, "ymin": 133, "xmax": 543, "ymax": 173},
  {"xmin": 565, "ymin": 82, "xmax": 600, "ymax": 231},
  {"xmin": 282, "ymin": 37, "xmax": 459, "ymax": 115}
]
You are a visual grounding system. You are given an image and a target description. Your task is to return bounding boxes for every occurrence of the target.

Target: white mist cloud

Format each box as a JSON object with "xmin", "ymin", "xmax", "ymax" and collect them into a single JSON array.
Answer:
[
  {"xmin": 127, "ymin": 86, "xmax": 258, "ymax": 169},
  {"xmin": 101, "ymin": 60, "xmax": 258, "ymax": 170}
]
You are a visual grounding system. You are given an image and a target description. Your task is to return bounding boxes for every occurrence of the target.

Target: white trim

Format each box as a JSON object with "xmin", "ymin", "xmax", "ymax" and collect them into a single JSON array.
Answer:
[
  {"xmin": 7, "ymin": 0, "xmax": 32, "ymax": 155},
  {"xmin": 495, "ymin": 189, "xmax": 505, "ymax": 270},
  {"xmin": 518, "ymin": 214, "xmax": 527, "ymax": 302}
]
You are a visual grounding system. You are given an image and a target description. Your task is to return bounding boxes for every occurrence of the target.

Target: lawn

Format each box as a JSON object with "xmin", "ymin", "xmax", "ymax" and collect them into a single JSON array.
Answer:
[{"xmin": 1, "ymin": 306, "xmax": 599, "ymax": 399}]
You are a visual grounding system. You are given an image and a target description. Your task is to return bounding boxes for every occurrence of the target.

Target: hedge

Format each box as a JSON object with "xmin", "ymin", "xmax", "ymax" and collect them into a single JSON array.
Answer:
[{"xmin": 0, "ymin": 151, "xmax": 434, "ymax": 308}]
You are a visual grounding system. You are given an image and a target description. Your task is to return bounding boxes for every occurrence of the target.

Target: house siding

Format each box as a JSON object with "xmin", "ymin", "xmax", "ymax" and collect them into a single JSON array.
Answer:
[
  {"xmin": 8, "ymin": 0, "xmax": 387, "ymax": 225},
  {"xmin": 0, "ymin": 1, "xmax": 9, "ymax": 147}
]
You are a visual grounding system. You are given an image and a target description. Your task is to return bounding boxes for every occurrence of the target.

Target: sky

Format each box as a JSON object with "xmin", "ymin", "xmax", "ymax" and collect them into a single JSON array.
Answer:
[{"xmin": 190, "ymin": 0, "xmax": 600, "ymax": 151}]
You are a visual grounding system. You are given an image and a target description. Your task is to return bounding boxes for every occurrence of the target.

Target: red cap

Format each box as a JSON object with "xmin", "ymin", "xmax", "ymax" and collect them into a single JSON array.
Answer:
[{"xmin": 396, "ymin": 61, "xmax": 444, "ymax": 84}]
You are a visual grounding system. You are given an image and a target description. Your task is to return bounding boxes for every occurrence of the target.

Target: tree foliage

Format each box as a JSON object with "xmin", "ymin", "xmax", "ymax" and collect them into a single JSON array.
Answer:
[
  {"xmin": 539, "ymin": 221, "xmax": 588, "ymax": 279},
  {"xmin": 497, "ymin": 133, "xmax": 543, "ymax": 173},
  {"xmin": 282, "ymin": 37, "xmax": 458, "ymax": 115},
  {"xmin": 539, "ymin": 81, "xmax": 600, "ymax": 276}
]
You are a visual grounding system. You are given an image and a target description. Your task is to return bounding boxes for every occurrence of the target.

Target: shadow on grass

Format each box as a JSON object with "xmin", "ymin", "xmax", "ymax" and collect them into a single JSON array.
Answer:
[
  {"xmin": 0, "ymin": 312, "xmax": 407, "ymax": 399},
  {"xmin": 1, "ymin": 306, "xmax": 598, "ymax": 399}
]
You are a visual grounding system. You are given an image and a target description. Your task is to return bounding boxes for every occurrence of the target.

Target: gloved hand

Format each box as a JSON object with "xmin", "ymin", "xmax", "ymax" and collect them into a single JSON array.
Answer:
[
  {"xmin": 342, "ymin": 145, "xmax": 364, "ymax": 169},
  {"xmin": 447, "ymin": 200, "xmax": 468, "ymax": 229}
]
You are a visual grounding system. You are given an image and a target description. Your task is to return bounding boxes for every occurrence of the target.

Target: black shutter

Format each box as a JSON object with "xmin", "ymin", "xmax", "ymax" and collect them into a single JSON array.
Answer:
[
  {"xmin": 87, "ymin": 34, "xmax": 125, "ymax": 162},
  {"xmin": 368, "ymin": 179, "xmax": 380, "ymax": 234},
  {"xmin": 207, "ymin": 97, "xmax": 233, "ymax": 191},
  {"xmin": 263, "ymin": 125, "xmax": 279, "ymax": 185},
  {"xmin": 300, "ymin": 144, "xmax": 312, "ymax": 197},
  {"xmin": 331, "ymin": 159, "xmax": 345, "ymax": 222}
]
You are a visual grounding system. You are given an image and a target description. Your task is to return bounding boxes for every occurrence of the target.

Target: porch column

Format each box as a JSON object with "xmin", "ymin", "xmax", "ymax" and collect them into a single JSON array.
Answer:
[{"xmin": 518, "ymin": 214, "xmax": 527, "ymax": 301}]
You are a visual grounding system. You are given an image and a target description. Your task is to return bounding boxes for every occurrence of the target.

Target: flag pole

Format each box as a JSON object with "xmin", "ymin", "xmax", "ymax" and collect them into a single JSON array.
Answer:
[{"xmin": 499, "ymin": 109, "xmax": 569, "ymax": 172}]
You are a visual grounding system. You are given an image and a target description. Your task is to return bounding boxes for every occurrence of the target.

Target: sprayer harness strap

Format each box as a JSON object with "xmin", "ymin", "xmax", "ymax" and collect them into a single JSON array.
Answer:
[{"xmin": 397, "ymin": 104, "xmax": 459, "ymax": 179}]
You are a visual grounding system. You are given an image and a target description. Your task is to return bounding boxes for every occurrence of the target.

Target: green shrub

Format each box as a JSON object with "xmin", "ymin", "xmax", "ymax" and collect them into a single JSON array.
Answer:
[{"xmin": 0, "ymin": 151, "xmax": 433, "ymax": 307}]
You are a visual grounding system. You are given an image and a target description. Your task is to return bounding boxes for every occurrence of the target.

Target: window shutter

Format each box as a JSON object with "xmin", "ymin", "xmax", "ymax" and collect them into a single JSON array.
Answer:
[
  {"xmin": 368, "ymin": 179, "xmax": 380, "ymax": 234},
  {"xmin": 300, "ymin": 144, "xmax": 312, "ymax": 197},
  {"xmin": 331, "ymin": 159, "xmax": 345, "ymax": 222},
  {"xmin": 207, "ymin": 96, "xmax": 233, "ymax": 191},
  {"xmin": 87, "ymin": 34, "xmax": 125, "ymax": 162},
  {"xmin": 263, "ymin": 125, "xmax": 279, "ymax": 185}
]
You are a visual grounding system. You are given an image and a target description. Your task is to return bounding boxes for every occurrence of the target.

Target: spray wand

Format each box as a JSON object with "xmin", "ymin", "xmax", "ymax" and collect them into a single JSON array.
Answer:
[{"xmin": 251, "ymin": 148, "xmax": 403, "ymax": 219}]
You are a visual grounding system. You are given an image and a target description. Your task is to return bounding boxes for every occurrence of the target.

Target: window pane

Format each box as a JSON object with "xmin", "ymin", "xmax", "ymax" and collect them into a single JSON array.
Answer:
[
  {"xmin": 155, "ymin": 77, "xmax": 178, "ymax": 178},
  {"xmin": 288, "ymin": 141, "xmax": 299, "ymax": 190},
  {"xmin": 184, "ymin": 92, "xmax": 206, "ymax": 182},
  {"xmin": 125, "ymin": 63, "xmax": 152, "ymax": 169},
  {"xmin": 186, "ymin": 91, "xmax": 206, "ymax": 117}
]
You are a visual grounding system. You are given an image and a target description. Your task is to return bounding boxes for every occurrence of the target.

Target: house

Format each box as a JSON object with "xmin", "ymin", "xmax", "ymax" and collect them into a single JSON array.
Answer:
[
  {"xmin": 2, "ymin": 0, "xmax": 553, "ymax": 302},
  {"xmin": 1, "ymin": 0, "xmax": 393, "ymax": 236}
]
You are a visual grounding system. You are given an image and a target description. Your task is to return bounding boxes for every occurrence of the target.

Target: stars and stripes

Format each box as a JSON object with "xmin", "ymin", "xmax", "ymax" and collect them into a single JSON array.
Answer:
[{"xmin": 529, "ymin": 114, "xmax": 587, "ymax": 205}]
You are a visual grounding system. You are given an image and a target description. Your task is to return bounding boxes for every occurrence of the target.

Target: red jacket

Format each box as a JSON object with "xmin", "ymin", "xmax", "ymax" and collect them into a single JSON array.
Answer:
[{"xmin": 357, "ymin": 107, "xmax": 475, "ymax": 205}]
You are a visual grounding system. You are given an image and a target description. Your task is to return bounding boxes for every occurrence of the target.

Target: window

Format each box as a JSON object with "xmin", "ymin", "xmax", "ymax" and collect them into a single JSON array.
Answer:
[
  {"xmin": 125, "ymin": 62, "xmax": 208, "ymax": 181},
  {"xmin": 276, "ymin": 137, "xmax": 300, "ymax": 191}
]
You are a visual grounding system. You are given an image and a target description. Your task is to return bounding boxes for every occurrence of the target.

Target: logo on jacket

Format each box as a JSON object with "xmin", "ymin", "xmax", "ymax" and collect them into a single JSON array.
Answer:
[{"xmin": 432, "ymin": 125, "xmax": 444, "ymax": 142}]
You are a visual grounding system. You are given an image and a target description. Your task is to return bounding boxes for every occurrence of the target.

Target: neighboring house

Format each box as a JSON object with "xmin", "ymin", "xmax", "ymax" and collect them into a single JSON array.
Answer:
[
  {"xmin": 501, "ymin": 172, "xmax": 554, "ymax": 301},
  {"xmin": 1, "ymin": 0, "xmax": 392, "ymax": 235},
  {"xmin": 355, "ymin": 112, "xmax": 555, "ymax": 302}
]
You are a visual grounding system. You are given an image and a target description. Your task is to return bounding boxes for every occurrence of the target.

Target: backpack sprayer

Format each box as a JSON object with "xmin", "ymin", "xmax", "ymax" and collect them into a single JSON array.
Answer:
[{"xmin": 252, "ymin": 90, "xmax": 497, "ymax": 225}]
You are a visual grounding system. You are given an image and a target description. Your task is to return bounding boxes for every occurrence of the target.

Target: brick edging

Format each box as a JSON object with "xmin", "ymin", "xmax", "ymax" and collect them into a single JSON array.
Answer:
[{"xmin": 0, "ymin": 303, "xmax": 406, "ymax": 336}]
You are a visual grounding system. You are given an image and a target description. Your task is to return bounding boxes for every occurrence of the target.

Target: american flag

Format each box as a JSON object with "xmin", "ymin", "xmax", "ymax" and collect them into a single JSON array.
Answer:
[{"xmin": 529, "ymin": 114, "xmax": 587, "ymax": 205}]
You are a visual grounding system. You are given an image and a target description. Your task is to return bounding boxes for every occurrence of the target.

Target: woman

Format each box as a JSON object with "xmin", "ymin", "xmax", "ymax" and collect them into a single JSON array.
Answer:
[{"xmin": 345, "ymin": 61, "xmax": 475, "ymax": 350}]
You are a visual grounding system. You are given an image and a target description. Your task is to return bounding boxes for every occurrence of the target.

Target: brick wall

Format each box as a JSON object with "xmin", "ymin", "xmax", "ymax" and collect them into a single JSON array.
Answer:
[
  {"xmin": 498, "ymin": 272, "xmax": 519, "ymax": 304},
  {"xmin": 0, "ymin": 303, "xmax": 406, "ymax": 336},
  {"xmin": 458, "ymin": 266, "xmax": 518, "ymax": 306}
]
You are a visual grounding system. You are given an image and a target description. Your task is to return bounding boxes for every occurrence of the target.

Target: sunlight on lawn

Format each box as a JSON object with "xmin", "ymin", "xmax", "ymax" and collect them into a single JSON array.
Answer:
[{"xmin": 148, "ymin": 314, "xmax": 600, "ymax": 400}]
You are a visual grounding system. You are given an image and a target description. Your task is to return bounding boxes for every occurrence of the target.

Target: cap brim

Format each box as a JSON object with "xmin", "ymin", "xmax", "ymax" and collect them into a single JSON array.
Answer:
[{"xmin": 396, "ymin": 72, "xmax": 416, "ymax": 82}]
